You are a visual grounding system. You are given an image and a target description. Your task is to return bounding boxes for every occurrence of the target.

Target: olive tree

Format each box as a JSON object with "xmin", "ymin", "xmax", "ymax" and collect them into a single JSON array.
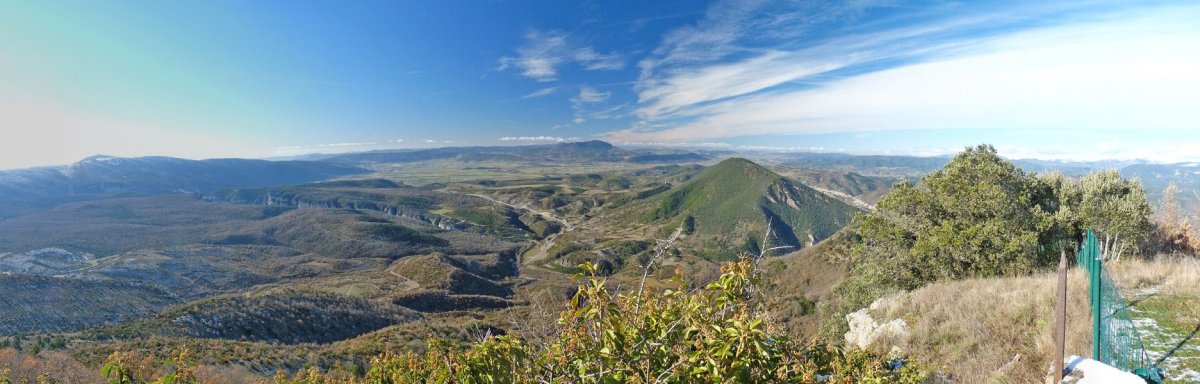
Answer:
[{"xmin": 1075, "ymin": 170, "xmax": 1151, "ymax": 261}]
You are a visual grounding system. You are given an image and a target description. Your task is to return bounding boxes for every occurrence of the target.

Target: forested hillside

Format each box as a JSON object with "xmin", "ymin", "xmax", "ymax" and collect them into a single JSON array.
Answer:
[{"xmin": 636, "ymin": 158, "xmax": 860, "ymax": 259}]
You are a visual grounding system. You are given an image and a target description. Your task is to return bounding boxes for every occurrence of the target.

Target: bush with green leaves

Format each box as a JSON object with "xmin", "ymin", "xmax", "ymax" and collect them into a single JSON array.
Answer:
[{"xmin": 822, "ymin": 144, "xmax": 1152, "ymax": 338}]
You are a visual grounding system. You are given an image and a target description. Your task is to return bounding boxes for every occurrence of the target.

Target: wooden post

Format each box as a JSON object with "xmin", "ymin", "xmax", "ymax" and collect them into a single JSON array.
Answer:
[{"xmin": 1055, "ymin": 249, "xmax": 1068, "ymax": 382}]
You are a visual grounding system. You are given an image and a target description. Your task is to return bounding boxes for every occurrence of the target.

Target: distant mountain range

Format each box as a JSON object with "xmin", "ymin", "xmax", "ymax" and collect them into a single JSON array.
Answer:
[
  {"xmin": 0, "ymin": 141, "xmax": 718, "ymax": 218},
  {"xmin": 764, "ymin": 151, "xmax": 1195, "ymax": 210},
  {"xmin": 292, "ymin": 140, "xmax": 712, "ymax": 165},
  {"xmin": 5, "ymin": 141, "xmax": 1196, "ymax": 221},
  {"xmin": 768, "ymin": 151, "xmax": 1161, "ymax": 178},
  {"xmin": 0, "ymin": 156, "xmax": 369, "ymax": 218},
  {"xmin": 4, "ymin": 141, "xmax": 1197, "ymax": 221}
]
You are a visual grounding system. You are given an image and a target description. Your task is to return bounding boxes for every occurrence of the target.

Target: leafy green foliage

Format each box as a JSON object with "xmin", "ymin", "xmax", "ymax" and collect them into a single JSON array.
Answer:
[
  {"xmin": 98, "ymin": 350, "xmax": 197, "ymax": 384},
  {"xmin": 1077, "ymin": 170, "xmax": 1152, "ymax": 259},
  {"xmin": 823, "ymin": 145, "xmax": 1154, "ymax": 337},
  {"xmin": 842, "ymin": 145, "xmax": 1053, "ymax": 287}
]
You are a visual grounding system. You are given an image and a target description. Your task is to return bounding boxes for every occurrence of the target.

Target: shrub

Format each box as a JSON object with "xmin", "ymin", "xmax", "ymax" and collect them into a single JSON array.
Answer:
[{"xmin": 822, "ymin": 145, "xmax": 1154, "ymax": 338}]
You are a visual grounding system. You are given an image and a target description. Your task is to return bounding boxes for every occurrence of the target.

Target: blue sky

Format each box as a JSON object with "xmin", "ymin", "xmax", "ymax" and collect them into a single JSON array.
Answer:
[{"xmin": 1, "ymin": 1, "xmax": 1198, "ymax": 168}]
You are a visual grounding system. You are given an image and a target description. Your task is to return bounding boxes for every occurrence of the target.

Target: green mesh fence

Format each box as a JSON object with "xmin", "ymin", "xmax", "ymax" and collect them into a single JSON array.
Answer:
[{"xmin": 1076, "ymin": 229, "xmax": 1162, "ymax": 382}]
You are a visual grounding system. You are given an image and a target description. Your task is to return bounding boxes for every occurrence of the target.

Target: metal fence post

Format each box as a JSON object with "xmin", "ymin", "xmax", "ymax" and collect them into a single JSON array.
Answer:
[
  {"xmin": 1055, "ymin": 249, "xmax": 1067, "ymax": 382},
  {"xmin": 1090, "ymin": 230, "xmax": 1102, "ymax": 360}
]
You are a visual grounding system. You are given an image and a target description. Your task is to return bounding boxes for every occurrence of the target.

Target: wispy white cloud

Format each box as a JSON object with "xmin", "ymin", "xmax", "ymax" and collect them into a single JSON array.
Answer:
[
  {"xmin": 608, "ymin": 140, "xmax": 734, "ymax": 149},
  {"xmin": 573, "ymin": 47, "xmax": 624, "ymax": 70},
  {"xmin": 569, "ymin": 86, "xmax": 612, "ymax": 124},
  {"xmin": 573, "ymin": 86, "xmax": 610, "ymax": 103},
  {"xmin": 636, "ymin": 50, "xmax": 846, "ymax": 119},
  {"xmin": 317, "ymin": 142, "xmax": 376, "ymax": 148},
  {"xmin": 522, "ymin": 87, "xmax": 559, "ymax": 99},
  {"xmin": 499, "ymin": 29, "xmax": 624, "ymax": 82},
  {"xmin": 612, "ymin": 4, "xmax": 1200, "ymax": 149},
  {"xmin": 498, "ymin": 30, "xmax": 567, "ymax": 81},
  {"xmin": 633, "ymin": 4, "xmax": 1038, "ymax": 121},
  {"xmin": 496, "ymin": 30, "xmax": 561, "ymax": 81},
  {"xmin": 641, "ymin": 0, "xmax": 764, "ymax": 71},
  {"xmin": 272, "ymin": 141, "xmax": 391, "ymax": 156},
  {"xmin": 588, "ymin": 103, "xmax": 631, "ymax": 120},
  {"xmin": 637, "ymin": 0, "xmax": 886, "ymax": 79}
]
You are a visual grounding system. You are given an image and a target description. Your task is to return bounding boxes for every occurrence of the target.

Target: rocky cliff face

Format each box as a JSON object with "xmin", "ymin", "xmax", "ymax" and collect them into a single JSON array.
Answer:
[
  {"xmin": 209, "ymin": 182, "xmax": 563, "ymax": 242},
  {"xmin": 261, "ymin": 192, "xmax": 469, "ymax": 231},
  {"xmin": 214, "ymin": 189, "xmax": 471, "ymax": 231}
]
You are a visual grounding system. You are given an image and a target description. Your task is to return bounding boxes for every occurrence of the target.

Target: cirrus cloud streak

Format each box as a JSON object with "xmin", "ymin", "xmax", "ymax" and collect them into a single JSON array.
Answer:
[{"xmin": 611, "ymin": 4, "xmax": 1200, "ymax": 146}]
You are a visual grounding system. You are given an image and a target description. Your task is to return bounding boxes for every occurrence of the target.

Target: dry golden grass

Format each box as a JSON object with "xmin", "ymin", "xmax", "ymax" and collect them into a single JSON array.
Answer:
[
  {"xmin": 761, "ymin": 243, "xmax": 849, "ymax": 340},
  {"xmin": 859, "ymin": 256, "xmax": 1200, "ymax": 383},
  {"xmin": 1109, "ymin": 255, "xmax": 1200, "ymax": 295},
  {"xmin": 867, "ymin": 270, "xmax": 1088, "ymax": 383}
]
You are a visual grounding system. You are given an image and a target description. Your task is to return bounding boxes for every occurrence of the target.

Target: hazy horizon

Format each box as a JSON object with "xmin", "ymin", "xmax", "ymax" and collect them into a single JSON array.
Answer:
[{"xmin": 1, "ymin": 138, "xmax": 1186, "ymax": 172}]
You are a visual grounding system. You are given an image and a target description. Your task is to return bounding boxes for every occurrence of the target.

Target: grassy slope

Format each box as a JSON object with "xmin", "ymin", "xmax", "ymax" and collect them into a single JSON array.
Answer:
[
  {"xmin": 761, "ymin": 240, "xmax": 850, "ymax": 340},
  {"xmin": 1108, "ymin": 257, "xmax": 1200, "ymax": 382}
]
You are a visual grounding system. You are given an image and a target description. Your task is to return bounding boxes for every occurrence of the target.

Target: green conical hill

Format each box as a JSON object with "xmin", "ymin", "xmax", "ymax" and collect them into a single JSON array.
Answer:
[{"xmin": 643, "ymin": 158, "xmax": 860, "ymax": 257}]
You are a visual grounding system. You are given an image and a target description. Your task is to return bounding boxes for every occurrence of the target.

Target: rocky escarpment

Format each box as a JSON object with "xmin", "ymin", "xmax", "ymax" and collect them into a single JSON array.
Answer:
[
  {"xmin": 210, "ymin": 185, "xmax": 474, "ymax": 231},
  {"xmin": 258, "ymin": 192, "xmax": 468, "ymax": 231},
  {"xmin": 208, "ymin": 182, "xmax": 562, "ymax": 243}
]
